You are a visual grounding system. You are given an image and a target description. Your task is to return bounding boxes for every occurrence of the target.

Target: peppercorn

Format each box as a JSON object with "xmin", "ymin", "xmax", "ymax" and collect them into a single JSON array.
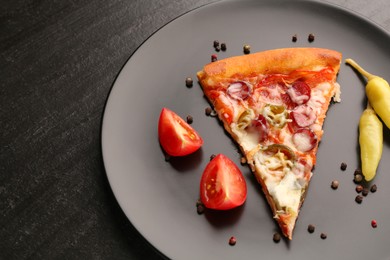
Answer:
[
  {"xmin": 355, "ymin": 195, "xmax": 363, "ymax": 204},
  {"xmin": 215, "ymin": 46, "xmax": 220, "ymax": 52},
  {"xmin": 211, "ymin": 54, "xmax": 217, "ymax": 62},
  {"xmin": 308, "ymin": 33, "xmax": 315, "ymax": 42},
  {"xmin": 229, "ymin": 236, "xmax": 237, "ymax": 246},
  {"xmin": 185, "ymin": 77, "xmax": 193, "ymax": 87},
  {"xmin": 221, "ymin": 43, "xmax": 227, "ymax": 51},
  {"xmin": 362, "ymin": 188, "xmax": 369, "ymax": 196},
  {"xmin": 273, "ymin": 233, "xmax": 281, "ymax": 243},
  {"xmin": 356, "ymin": 185, "xmax": 363, "ymax": 193},
  {"xmin": 292, "ymin": 34, "xmax": 297, "ymax": 42},
  {"xmin": 197, "ymin": 204, "xmax": 205, "ymax": 214},
  {"xmin": 320, "ymin": 233, "xmax": 327, "ymax": 239},
  {"xmin": 354, "ymin": 169, "xmax": 362, "ymax": 176},
  {"xmin": 213, "ymin": 40, "xmax": 219, "ymax": 48},
  {"xmin": 340, "ymin": 162, "xmax": 347, "ymax": 171},
  {"xmin": 243, "ymin": 44, "xmax": 251, "ymax": 54},
  {"xmin": 370, "ymin": 184, "xmax": 377, "ymax": 193},
  {"xmin": 354, "ymin": 174, "xmax": 363, "ymax": 183},
  {"xmin": 186, "ymin": 115, "xmax": 193, "ymax": 124},
  {"xmin": 308, "ymin": 224, "xmax": 315, "ymax": 233},
  {"xmin": 331, "ymin": 180, "xmax": 339, "ymax": 190},
  {"xmin": 210, "ymin": 154, "xmax": 216, "ymax": 161},
  {"xmin": 371, "ymin": 220, "xmax": 377, "ymax": 228},
  {"xmin": 205, "ymin": 107, "xmax": 212, "ymax": 116}
]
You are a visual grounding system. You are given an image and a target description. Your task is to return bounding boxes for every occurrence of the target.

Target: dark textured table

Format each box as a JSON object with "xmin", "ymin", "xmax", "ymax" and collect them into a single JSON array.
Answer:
[{"xmin": 1, "ymin": 0, "xmax": 389, "ymax": 259}]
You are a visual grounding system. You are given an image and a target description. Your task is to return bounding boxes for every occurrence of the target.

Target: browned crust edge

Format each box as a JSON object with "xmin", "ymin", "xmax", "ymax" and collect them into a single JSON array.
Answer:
[{"xmin": 197, "ymin": 47, "xmax": 341, "ymax": 81}]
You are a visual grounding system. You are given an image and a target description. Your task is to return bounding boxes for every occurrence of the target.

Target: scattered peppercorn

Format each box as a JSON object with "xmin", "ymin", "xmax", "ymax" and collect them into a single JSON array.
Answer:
[
  {"xmin": 211, "ymin": 54, "xmax": 217, "ymax": 62},
  {"xmin": 292, "ymin": 34, "xmax": 297, "ymax": 42},
  {"xmin": 243, "ymin": 44, "xmax": 251, "ymax": 54},
  {"xmin": 210, "ymin": 154, "xmax": 216, "ymax": 161},
  {"xmin": 331, "ymin": 180, "xmax": 339, "ymax": 190},
  {"xmin": 221, "ymin": 43, "xmax": 227, "ymax": 51},
  {"xmin": 209, "ymin": 110, "xmax": 218, "ymax": 117},
  {"xmin": 370, "ymin": 184, "xmax": 377, "ymax": 193},
  {"xmin": 354, "ymin": 169, "xmax": 362, "ymax": 176},
  {"xmin": 213, "ymin": 40, "xmax": 219, "ymax": 48},
  {"xmin": 320, "ymin": 233, "xmax": 327, "ymax": 239},
  {"xmin": 308, "ymin": 33, "xmax": 315, "ymax": 42},
  {"xmin": 340, "ymin": 162, "xmax": 347, "ymax": 171},
  {"xmin": 197, "ymin": 204, "xmax": 205, "ymax": 214},
  {"xmin": 362, "ymin": 188, "xmax": 369, "ymax": 197},
  {"xmin": 355, "ymin": 195, "xmax": 363, "ymax": 204},
  {"xmin": 273, "ymin": 232, "xmax": 281, "ymax": 243},
  {"xmin": 196, "ymin": 199, "xmax": 202, "ymax": 207},
  {"xmin": 354, "ymin": 174, "xmax": 363, "ymax": 183},
  {"xmin": 215, "ymin": 46, "xmax": 220, "ymax": 52},
  {"xmin": 371, "ymin": 220, "xmax": 377, "ymax": 228},
  {"xmin": 185, "ymin": 77, "xmax": 193, "ymax": 87},
  {"xmin": 355, "ymin": 185, "xmax": 363, "ymax": 193},
  {"xmin": 229, "ymin": 236, "xmax": 237, "ymax": 246},
  {"xmin": 205, "ymin": 107, "xmax": 212, "ymax": 116},
  {"xmin": 308, "ymin": 224, "xmax": 315, "ymax": 233},
  {"xmin": 186, "ymin": 115, "xmax": 193, "ymax": 124}
]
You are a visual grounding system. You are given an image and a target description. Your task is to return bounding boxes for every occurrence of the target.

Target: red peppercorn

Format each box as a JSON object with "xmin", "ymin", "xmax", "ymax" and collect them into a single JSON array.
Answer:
[
  {"xmin": 229, "ymin": 236, "xmax": 236, "ymax": 246},
  {"xmin": 371, "ymin": 220, "xmax": 377, "ymax": 228},
  {"xmin": 211, "ymin": 54, "xmax": 217, "ymax": 62}
]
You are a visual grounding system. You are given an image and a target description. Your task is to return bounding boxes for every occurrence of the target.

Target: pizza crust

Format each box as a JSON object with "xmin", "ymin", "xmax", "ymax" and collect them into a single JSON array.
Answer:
[{"xmin": 197, "ymin": 47, "xmax": 341, "ymax": 81}]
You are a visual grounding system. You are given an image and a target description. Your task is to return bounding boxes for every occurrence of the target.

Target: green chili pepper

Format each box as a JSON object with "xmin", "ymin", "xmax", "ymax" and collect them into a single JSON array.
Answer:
[
  {"xmin": 345, "ymin": 58, "xmax": 390, "ymax": 129},
  {"xmin": 358, "ymin": 103, "xmax": 383, "ymax": 181}
]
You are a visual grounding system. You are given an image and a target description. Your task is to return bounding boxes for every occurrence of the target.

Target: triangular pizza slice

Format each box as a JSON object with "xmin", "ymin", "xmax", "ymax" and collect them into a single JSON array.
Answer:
[{"xmin": 197, "ymin": 48, "xmax": 342, "ymax": 239}]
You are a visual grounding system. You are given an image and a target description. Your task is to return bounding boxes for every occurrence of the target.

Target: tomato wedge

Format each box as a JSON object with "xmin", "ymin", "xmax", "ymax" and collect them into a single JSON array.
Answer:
[
  {"xmin": 158, "ymin": 108, "xmax": 203, "ymax": 156},
  {"xmin": 200, "ymin": 154, "xmax": 247, "ymax": 210}
]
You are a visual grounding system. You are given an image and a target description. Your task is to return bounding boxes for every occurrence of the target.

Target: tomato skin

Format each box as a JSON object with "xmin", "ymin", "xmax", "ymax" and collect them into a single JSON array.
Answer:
[
  {"xmin": 158, "ymin": 108, "xmax": 203, "ymax": 156},
  {"xmin": 200, "ymin": 154, "xmax": 247, "ymax": 210}
]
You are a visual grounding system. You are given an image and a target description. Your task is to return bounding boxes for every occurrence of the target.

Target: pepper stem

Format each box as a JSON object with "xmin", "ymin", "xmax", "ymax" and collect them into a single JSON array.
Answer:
[{"xmin": 345, "ymin": 58, "xmax": 376, "ymax": 80}]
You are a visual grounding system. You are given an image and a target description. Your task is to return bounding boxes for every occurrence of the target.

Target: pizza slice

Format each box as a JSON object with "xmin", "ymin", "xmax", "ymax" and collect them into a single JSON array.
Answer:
[{"xmin": 197, "ymin": 48, "xmax": 342, "ymax": 240}]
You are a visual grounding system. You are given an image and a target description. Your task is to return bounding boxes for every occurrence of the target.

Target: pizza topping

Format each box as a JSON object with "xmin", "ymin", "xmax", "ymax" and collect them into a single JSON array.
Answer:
[
  {"xmin": 237, "ymin": 109, "xmax": 255, "ymax": 130},
  {"xmin": 262, "ymin": 104, "xmax": 290, "ymax": 128},
  {"xmin": 250, "ymin": 114, "xmax": 269, "ymax": 142},
  {"xmin": 286, "ymin": 81, "xmax": 311, "ymax": 105},
  {"xmin": 260, "ymin": 144, "xmax": 296, "ymax": 178},
  {"xmin": 291, "ymin": 104, "xmax": 316, "ymax": 128},
  {"xmin": 292, "ymin": 128, "xmax": 317, "ymax": 152},
  {"xmin": 227, "ymin": 81, "xmax": 252, "ymax": 100}
]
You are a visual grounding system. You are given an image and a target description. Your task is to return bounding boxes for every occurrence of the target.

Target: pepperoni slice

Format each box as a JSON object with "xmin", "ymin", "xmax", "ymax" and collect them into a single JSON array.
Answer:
[
  {"xmin": 292, "ymin": 128, "xmax": 317, "ymax": 152},
  {"xmin": 287, "ymin": 81, "xmax": 311, "ymax": 105},
  {"xmin": 291, "ymin": 105, "xmax": 316, "ymax": 128},
  {"xmin": 249, "ymin": 114, "xmax": 269, "ymax": 142},
  {"xmin": 227, "ymin": 81, "xmax": 252, "ymax": 100}
]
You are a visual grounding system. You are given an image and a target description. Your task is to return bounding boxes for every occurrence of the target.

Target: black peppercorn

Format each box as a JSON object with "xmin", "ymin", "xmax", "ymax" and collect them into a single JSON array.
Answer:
[
  {"xmin": 197, "ymin": 204, "xmax": 205, "ymax": 214},
  {"xmin": 205, "ymin": 107, "xmax": 212, "ymax": 116},
  {"xmin": 213, "ymin": 40, "xmax": 219, "ymax": 48},
  {"xmin": 215, "ymin": 46, "xmax": 220, "ymax": 52},
  {"xmin": 362, "ymin": 188, "xmax": 369, "ymax": 197},
  {"xmin": 273, "ymin": 233, "xmax": 281, "ymax": 243},
  {"xmin": 370, "ymin": 184, "xmax": 377, "ymax": 193},
  {"xmin": 340, "ymin": 162, "xmax": 347, "ymax": 171},
  {"xmin": 221, "ymin": 43, "xmax": 227, "ymax": 51},
  {"xmin": 355, "ymin": 195, "xmax": 363, "ymax": 204},
  {"xmin": 185, "ymin": 77, "xmax": 193, "ymax": 87},
  {"xmin": 320, "ymin": 233, "xmax": 327, "ymax": 239},
  {"xmin": 308, "ymin": 33, "xmax": 315, "ymax": 42},
  {"xmin": 210, "ymin": 154, "xmax": 216, "ymax": 161},
  {"xmin": 186, "ymin": 115, "xmax": 193, "ymax": 124},
  {"xmin": 292, "ymin": 34, "xmax": 297, "ymax": 42},
  {"xmin": 243, "ymin": 44, "xmax": 251, "ymax": 54},
  {"xmin": 308, "ymin": 224, "xmax": 315, "ymax": 233},
  {"xmin": 354, "ymin": 169, "xmax": 362, "ymax": 176}
]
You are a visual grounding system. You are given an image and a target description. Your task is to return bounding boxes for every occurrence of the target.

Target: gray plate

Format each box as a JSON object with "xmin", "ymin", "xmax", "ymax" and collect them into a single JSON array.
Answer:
[{"xmin": 101, "ymin": 0, "xmax": 390, "ymax": 259}]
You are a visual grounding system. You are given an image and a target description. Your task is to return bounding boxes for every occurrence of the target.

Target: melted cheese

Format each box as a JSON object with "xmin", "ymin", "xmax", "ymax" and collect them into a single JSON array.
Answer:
[{"xmin": 268, "ymin": 172, "xmax": 302, "ymax": 211}]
